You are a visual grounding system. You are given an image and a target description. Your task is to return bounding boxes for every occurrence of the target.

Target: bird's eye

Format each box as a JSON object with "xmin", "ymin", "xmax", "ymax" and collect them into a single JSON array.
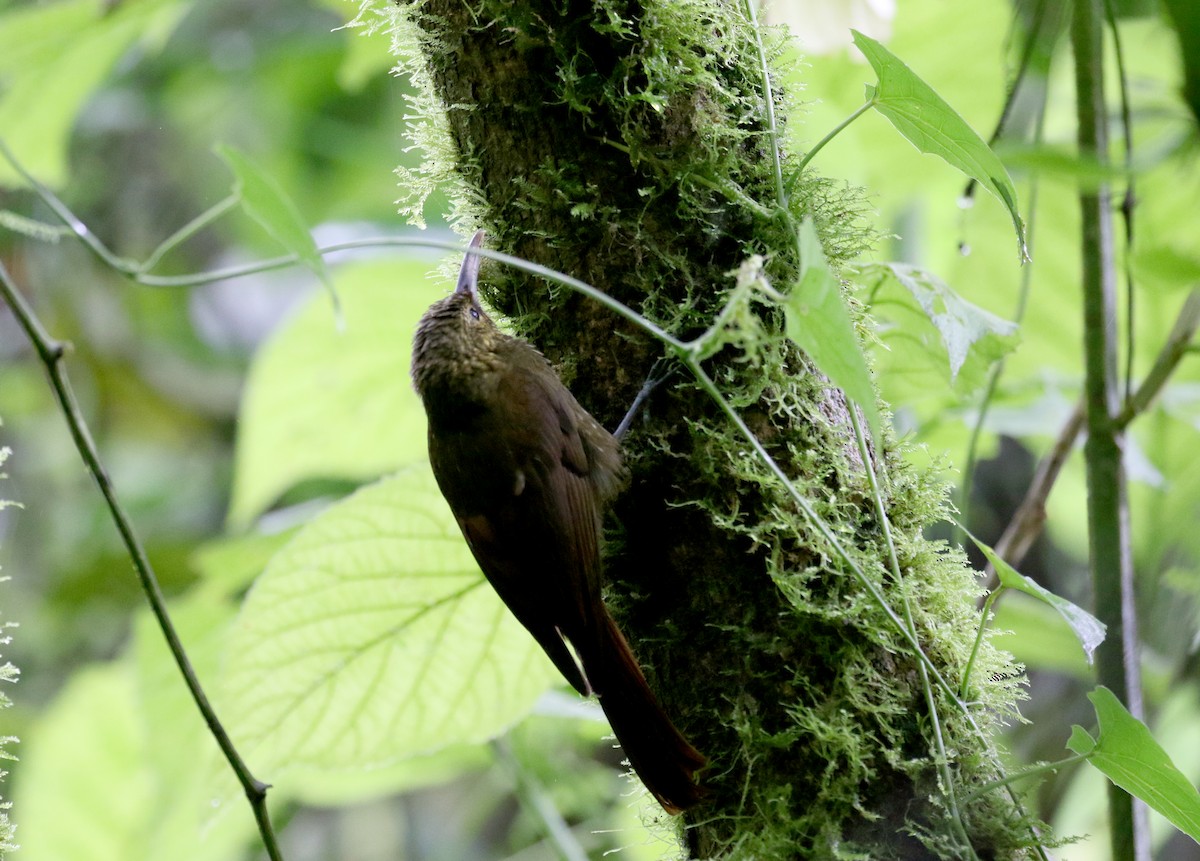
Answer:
[{"xmin": 469, "ymin": 307, "xmax": 481, "ymax": 320}]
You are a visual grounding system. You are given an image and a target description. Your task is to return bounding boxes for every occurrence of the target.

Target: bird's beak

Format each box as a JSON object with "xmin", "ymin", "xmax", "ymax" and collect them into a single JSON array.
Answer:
[{"xmin": 455, "ymin": 230, "xmax": 486, "ymax": 299}]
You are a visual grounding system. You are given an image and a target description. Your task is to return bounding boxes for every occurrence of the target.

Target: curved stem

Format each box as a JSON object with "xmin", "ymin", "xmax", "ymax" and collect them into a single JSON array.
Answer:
[
  {"xmin": 962, "ymin": 753, "xmax": 1090, "ymax": 807},
  {"xmin": 137, "ymin": 193, "xmax": 241, "ymax": 273},
  {"xmin": 786, "ymin": 100, "xmax": 874, "ymax": 194},
  {"xmin": 0, "ymin": 262, "xmax": 284, "ymax": 861},
  {"xmin": 961, "ymin": 588, "xmax": 1005, "ymax": 700},
  {"xmin": 742, "ymin": 0, "xmax": 785, "ymax": 208},
  {"xmin": 849, "ymin": 406, "xmax": 976, "ymax": 859}
]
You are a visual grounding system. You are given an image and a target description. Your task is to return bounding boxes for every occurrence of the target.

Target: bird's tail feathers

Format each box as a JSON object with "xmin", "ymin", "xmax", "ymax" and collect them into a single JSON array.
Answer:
[{"xmin": 586, "ymin": 613, "xmax": 705, "ymax": 814}]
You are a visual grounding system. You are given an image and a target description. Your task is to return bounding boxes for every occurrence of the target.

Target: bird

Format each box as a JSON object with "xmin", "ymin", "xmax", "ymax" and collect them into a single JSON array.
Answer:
[{"xmin": 410, "ymin": 230, "xmax": 705, "ymax": 813}]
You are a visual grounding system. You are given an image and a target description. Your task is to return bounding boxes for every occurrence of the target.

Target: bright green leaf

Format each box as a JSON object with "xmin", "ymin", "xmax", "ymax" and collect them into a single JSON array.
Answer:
[
  {"xmin": 214, "ymin": 143, "xmax": 335, "ymax": 304},
  {"xmin": 968, "ymin": 531, "xmax": 1105, "ymax": 663},
  {"xmin": 1068, "ymin": 686, "xmax": 1200, "ymax": 843},
  {"xmin": 221, "ymin": 466, "xmax": 560, "ymax": 776},
  {"xmin": 17, "ymin": 659, "xmax": 256, "ymax": 861},
  {"xmin": 851, "ymin": 30, "xmax": 1027, "ymax": 260},
  {"xmin": 784, "ymin": 218, "xmax": 880, "ymax": 440},
  {"xmin": 1067, "ymin": 724, "xmax": 1097, "ymax": 756},
  {"xmin": 0, "ymin": 0, "xmax": 184, "ymax": 186},
  {"xmin": 229, "ymin": 258, "xmax": 438, "ymax": 526},
  {"xmin": 1132, "ymin": 245, "xmax": 1200, "ymax": 291},
  {"xmin": 863, "ymin": 262, "xmax": 1019, "ymax": 392},
  {"xmin": 991, "ymin": 592, "xmax": 1091, "ymax": 680},
  {"xmin": 18, "ymin": 664, "xmax": 154, "ymax": 861}
]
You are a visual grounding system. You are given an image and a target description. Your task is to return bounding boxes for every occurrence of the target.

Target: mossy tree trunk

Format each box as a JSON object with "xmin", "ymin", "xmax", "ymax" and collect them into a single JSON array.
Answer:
[{"xmin": 393, "ymin": 1, "xmax": 1045, "ymax": 857}]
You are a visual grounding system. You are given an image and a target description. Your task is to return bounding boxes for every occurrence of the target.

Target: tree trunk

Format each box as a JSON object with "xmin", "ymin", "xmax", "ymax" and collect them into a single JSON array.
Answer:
[{"xmin": 391, "ymin": 0, "xmax": 1046, "ymax": 856}]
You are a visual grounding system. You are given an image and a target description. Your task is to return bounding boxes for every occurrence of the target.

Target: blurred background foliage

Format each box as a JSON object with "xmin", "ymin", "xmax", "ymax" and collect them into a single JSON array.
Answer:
[{"xmin": 0, "ymin": 0, "xmax": 1198, "ymax": 858}]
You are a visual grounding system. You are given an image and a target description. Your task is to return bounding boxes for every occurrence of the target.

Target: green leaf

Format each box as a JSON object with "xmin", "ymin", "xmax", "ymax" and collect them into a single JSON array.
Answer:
[
  {"xmin": 1067, "ymin": 724, "xmax": 1097, "ymax": 756},
  {"xmin": 17, "ymin": 659, "xmax": 256, "ymax": 861},
  {"xmin": 1132, "ymin": 245, "xmax": 1200, "ymax": 291},
  {"xmin": 214, "ymin": 143, "xmax": 335, "ymax": 306},
  {"xmin": 991, "ymin": 592, "xmax": 1091, "ymax": 680},
  {"xmin": 18, "ymin": 663, "xmax": 153, "ymax": 861},
  {"xmin": 784, "ymin": 218, "xmax": 880, "ymax": 440},
  {"xmin": 851, "ymin": 30, "xmax": 1028, "ymax": 261},
  {"xmin": 220, "ymin": 466, "xmax": 560, "ymax": 775},
  {"xmin": 0, "ymin": 0, "xmax": 185, "ymax": 186},
  {"xmin": 229, "ymin": 258, "xmax": 437, "ymax": 526},
  {"xmin": 863, "ymin": 262, "xmax": 1019, "ymax": 391},
  {"xmin": 1068, "ymin": 686, "xmax": 1200, "ymax": 843},
  {"xmin": 968, "ymin": 531, "xmax": 1105, "ymax": 663}
]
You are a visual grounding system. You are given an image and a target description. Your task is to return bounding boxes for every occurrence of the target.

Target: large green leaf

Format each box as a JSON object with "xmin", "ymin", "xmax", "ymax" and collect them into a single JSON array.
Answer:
[
  {"xmin": 228, "ymin": 257, "xmax": 438, "ymax": 526},
  {"xmin": 1068, "ymin": 686, "xmax": 1200, "ymax": 843},
  {"xmin": 851, "ymin": 30, "xmax": 1027, "ymax": 260},
  {"xmin": 16, "ymin": 658, "xmax": 255, "ymax": 861},
  {"xmin": 221, "ymin": 466, "xmax": 560, "ymax": 774},
  {"xmin": 0, "ymin": 0, "xmax": 184, "ymax": 186},
  {"xmin": 18, "ymin": 664, "xmax": 153, "ymax": 861},
  {"xmin": 784, "ymin": 218, "xmax": 880, "ymax": 440}
]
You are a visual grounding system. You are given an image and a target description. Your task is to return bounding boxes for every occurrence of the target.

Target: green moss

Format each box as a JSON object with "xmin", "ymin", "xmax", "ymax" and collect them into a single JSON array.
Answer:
[{"xmin": 376, "ymin": 0, "xmax": 1051, "ymax": 856}]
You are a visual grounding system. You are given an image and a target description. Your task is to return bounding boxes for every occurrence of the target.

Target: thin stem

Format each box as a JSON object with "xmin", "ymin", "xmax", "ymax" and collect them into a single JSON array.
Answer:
[
  {"xmin": 0, "ymin": 262, "xmax": 284, "ymax": 861},
  {"xmin": 993, "ymin": 0, "xmax": 1050, "ymax": 146},
  {"xmin": 492, "ymin": 739, "xmax": 589, "ymax": 861},
  {"xmin": 137, "ymin": 193, "xmax": 240, "ymax": 273},
  {"xmin": 1102, "ymin": 0, "xmax": 1138, "ymax": 408},
  {"xmin": 786, "ymin": 100, "xmax": 874, "ymax": 194},
  {"xmin": 1116, "ymin": 288, "xmax": 1200, "ymax": 428},
  {"xmin": 742, "ymin": 0, "xmax": 786, "ymax": 209},
  {"xmin": 961, "ymin": 588, "xmax": 1005, "ymax": 699},
  {"xmin": 849, "ymin": 406, "xmax": 977, "ymax": 859},
  {"xmin": 0, "ymin": 139, "xmax": 138, "ymax": 275},
  {"xmin": 962, "ymin": 753, "xmax": 1090, "ymax": 807}
]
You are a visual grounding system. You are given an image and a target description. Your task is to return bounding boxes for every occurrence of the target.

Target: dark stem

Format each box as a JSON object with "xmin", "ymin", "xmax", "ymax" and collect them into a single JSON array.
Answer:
[
  {"xmin": 983, "ymin": 286, "xmax": 1200, "ymax": 589},
  {"xmin": 1101, "ymin": 0, "xmax": 1138, "ymax": 407},
  {"xmin": 0, "ymin": 263, "xmax": 285, "ymax": 861},
  {"xmin": 1071, "ymin": 1, "xmax": 1149, "ymax": 859}
]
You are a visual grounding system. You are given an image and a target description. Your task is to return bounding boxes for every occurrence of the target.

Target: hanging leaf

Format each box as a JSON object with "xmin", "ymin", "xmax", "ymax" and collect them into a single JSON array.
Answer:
[
  {"xmin": 215, "ymin": 143, "xmax": 337, "ymax": 311},
  {"xmin": 969, "ymin": 531, "xmax": 1105, "ymax": 664},
  {"xmin": 851, "ymin": 30, "xmax": 1027, "ymax": 261},
  {"xmin": 221, "ymin": 466, "xmax": 560, "ymax": 775},
  {"xmin": 783, "ymin": 218, "xmax": 880, "ymax": 440}
]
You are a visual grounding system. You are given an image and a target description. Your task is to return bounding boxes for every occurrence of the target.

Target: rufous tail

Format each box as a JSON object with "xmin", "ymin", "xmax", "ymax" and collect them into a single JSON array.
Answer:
[{"xmin": 584, "ymin": 612, "xmax": 706, "ymax": 814}]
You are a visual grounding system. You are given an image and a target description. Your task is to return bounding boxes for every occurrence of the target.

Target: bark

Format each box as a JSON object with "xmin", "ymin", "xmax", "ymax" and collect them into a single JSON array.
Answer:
[{"xmin": 391, "ymin": 0, "xmax": 1046, "ymax": 857}]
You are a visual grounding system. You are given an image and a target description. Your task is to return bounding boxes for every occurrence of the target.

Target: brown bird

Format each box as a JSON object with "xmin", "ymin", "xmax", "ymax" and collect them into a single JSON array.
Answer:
[{"xmin": 410, "ymin": 231, "xmax": 705, "ymax": 813}]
